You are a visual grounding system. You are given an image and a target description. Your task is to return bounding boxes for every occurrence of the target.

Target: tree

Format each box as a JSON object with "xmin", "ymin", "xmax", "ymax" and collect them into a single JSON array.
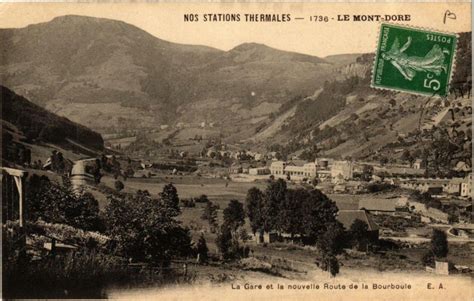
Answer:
[
  {"xmin": 350, "ymin": 219, "xmax": 369, "ymax": 251},
  {"xmin": 279, "ymin": 188, "xmax": 305, "ymax": 238},
  {"xmin": 245, "ymin": 187, "xmax": 265, "ymax": 235},
  {"xmin": 263, "ymin": 179, "xmax": 287, "ymax": 232},
  {"xmin": 431, "ymin": 229, "xmax": 448, "ymax": 259},
  {"xmin": 105, "ymin": 190, "xmax": 192, "ymax": 265},
  {"xmin": 301, "ymin": 189, "xmax": 339, "ymax": 243},
  {"xmin": 316, "ymin": 222, "xmax": 345, "ymax": 277},
  {"xmin": 401, "ymin": 150, "xmax": 414, "ymax": 166},
  {"xmin": 223, "ymin": 200, "xmax": 245, "ymax": 232},
  {"xmin": 114, "ymin": 180, "xmax": 124, "ymax": 191},
  {"xmin": 215, "ymin": 224, "xmax": 233, "ymax": 260},
  {"xmin": 196, "ymin": 233, "xmax": 209, "ymax": 263},
  {"xmin": 159, "ymin": 183, "xmax": 180, "ymax": 216},
  {"xmin": 201, "ymin": 201, "xmax": 218, "ymax": 232},
  {"xmin": 25, "ymin": 175, "xmax": 103, "ymax": 231},
  {"xmin": 196, "ymin": 194, "xmax": 209, "ymax": 203}
]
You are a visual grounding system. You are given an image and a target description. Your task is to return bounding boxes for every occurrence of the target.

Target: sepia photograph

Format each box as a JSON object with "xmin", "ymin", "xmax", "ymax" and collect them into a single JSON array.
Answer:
[{"xmin": 0, "ymin": 2, "xmax": 472, "ymax": 300}]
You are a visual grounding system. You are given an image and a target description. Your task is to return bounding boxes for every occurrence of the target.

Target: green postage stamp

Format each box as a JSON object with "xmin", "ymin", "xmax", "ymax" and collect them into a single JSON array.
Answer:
[{"xmin": 372, "ymin": 23, "xmax": 457, "ymax": 97}]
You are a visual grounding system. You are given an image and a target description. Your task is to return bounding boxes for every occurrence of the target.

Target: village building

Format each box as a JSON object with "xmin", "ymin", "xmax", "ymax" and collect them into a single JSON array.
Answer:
[
  {"xmin": 413, "ymin": 159, "xmax": 425, "ymax": 169},
  {"xmin": 315, "ymin": 158, "xmax": 332, "ymax": 170},
  {"xmin": 453, "ymin": 161, "xmax": 471, "ymax": 173},
  {"xmin": 269, "ymin": 161, "xmax": 316, "ymax": 181},
  {"xmin": 270, "ymin": 161, "xmax": 286, "ymax": 176},
  {"xmin": 253, "ymin": 153, "xmax": 263, "ymax": 161},
  {"xmin": 331, "ymin": 160, "xmax": 353, "ymax": 183},
  {"xmin": 229, "ymin": 164, "xmax": 243, "ymax": 174},
  {"xmin": 374, "ymin": 165, "xmax": 425, "ymax": 177},
  {"xmin": 316, "ymin": 169, "xmax": 331, "ymax": 181},
  {"xmin": 248, "ymin": 167, "xmax": 270, "ymax": 175},
  {"xmin": 461, "ymin": 172, "xmax": 472, "ymax": 197},
  {"xmin": 446, "ymin": 178, "xmax": 464, "ymax": 195},
  {"xmin": 399, "ymin": 178, "xmax": 450, "ymax": 194}
]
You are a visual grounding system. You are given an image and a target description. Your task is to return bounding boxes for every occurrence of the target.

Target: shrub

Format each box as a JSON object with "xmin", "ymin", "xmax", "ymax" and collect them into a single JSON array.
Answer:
[
  {"xmin": 114, "ymin": 180, "xmax": 124, "ymax": 191},
  {"xmin": 181, "ymin": 199, "xmax": 196, "ymax": 208},
  {"xmin": 104, "ymin": 190, "xmax": 192, "ymax": 265},
  {"xmin": 25, "ymin": 175, "xmax": 103, "ymax": 232}
]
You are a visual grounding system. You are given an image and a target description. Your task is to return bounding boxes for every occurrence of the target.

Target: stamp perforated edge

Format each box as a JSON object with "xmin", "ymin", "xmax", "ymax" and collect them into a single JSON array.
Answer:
[{"xmin": 370, "ymin": 22, "xmax": 459, "ymax": 98}]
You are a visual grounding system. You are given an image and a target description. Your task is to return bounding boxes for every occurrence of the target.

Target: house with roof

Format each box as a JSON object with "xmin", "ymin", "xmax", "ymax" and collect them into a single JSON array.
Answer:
[
  {"xmin": 461, "ymin": 172, "xmax": 472, "ymax": 198},
  {"xmin": 358, "ymin": 198, "xmax": 397, "ymax": 213},
  {"xmin": 446, "ymin": 178, "xmax": 464, "ymax": 195},
  {"xmin": 269, "ymin": 161, "xmax": 316, "ymax": 181},
  {"xmin": 413, "ymin": 159, "xmax": 425, "ymax": 169},
  {"xmin": 331, "ymin": 160, "xmax": 353, "ymax": 183},
  {"xmin": 270, "ymin": 161, "xmax": 286, "ymax": 176},
  {"xmin": 337, "ymin": 210, "xmax": 379, "ymax": 242},
  {"xmin": 249, "ymin": 167, "xmax": 270, "ymax": 175}
]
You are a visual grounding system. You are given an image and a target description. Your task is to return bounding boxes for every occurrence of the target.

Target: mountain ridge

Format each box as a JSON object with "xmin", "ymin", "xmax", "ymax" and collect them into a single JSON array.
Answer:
[{"xmin": 0, "ymin": 14, "xmax": 336, "ymax": 132}]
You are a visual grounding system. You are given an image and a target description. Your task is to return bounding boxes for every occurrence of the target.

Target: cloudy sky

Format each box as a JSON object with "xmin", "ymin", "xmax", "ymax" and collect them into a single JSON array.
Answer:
[{"xmin": 0, "ymin": 2, "xmax": 470, "ymax": 57}]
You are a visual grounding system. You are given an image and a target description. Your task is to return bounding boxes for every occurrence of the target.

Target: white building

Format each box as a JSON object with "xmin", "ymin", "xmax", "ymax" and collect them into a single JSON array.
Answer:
[
  {"xmin": 331, "ymin": 160, "xmax": 353, "ymax": 183},
  {"xmin": 413, "ymin": 159, "xmax": 425, "ymax": 169},
  {"xmin": 270, "ymin": 161, "xmax": 286, "ymax": 176},
  {"xmin": 249, "ymin": 167, "xmax": 270, "ymax": 175},
  {"xmin": 269, "ymin": 161, "xmax": 316, "ymax": 181},
  {"xmin": 461, "ymin": 173, "xmax": 472, "ymax": 197}
]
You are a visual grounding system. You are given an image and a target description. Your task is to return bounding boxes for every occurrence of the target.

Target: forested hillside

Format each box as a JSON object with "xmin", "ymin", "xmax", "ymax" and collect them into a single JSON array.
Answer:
[{"xmin": 1, "ymin": 85, "xmax": 104, "ymax": 150}]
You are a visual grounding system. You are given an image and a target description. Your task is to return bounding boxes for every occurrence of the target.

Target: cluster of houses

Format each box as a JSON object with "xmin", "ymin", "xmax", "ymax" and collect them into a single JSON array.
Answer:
[
  {"xmin": 268, "ymin": 159, "xmax": 354, "ymax": 182},
  {"xmin": 392, "ymin": 174, "xmax": 472, "ymax": 198},
  {"xmin": 230, "ymin": 158, "xmax": 355, "ymax": 183},
  {"xmin": 229, "ymin": 155, "xmax": 472, "ymax": 199}
]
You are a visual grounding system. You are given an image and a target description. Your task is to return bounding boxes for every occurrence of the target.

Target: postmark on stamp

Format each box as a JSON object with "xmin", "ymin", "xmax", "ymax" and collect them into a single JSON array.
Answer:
[{"xmin": 372, "ymin": 23, "xmax": 457, "ymax": 97}]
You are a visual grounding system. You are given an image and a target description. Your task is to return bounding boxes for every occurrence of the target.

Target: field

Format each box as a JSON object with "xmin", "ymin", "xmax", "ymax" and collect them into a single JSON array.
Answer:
[{"xmin": 100, "ymin": 175, "xmax": 269, "ymax": 204}]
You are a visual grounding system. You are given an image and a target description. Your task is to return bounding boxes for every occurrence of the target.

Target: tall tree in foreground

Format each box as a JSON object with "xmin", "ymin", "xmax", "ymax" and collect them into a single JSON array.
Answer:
[
  {"xmin": 301, "ymin": 189, "xmax": 339, "ymax": 243},
  {"xmin": 215, "ymin": 224, "xmax": 234, "ymax": 260},
  {"xmin": 201, "ymin": 201, "xmax": 219, "ymax": 232},
  {"xmin": 279, "ymin": 188, "xmax": 305, "ymax": 238},
  {"xmin": 223, "ymin": 199, "xmax": 245, "ymax": 233},
  {"xmin": 316, "ymin": 222, "xmax": 345, "ymax": 277},
  {"xmin": 245, "ymin": 187, "xmax": 265, "ymax": 235},
  {"xmin": 422, "ymin": 229, "xmax": 449, "ymax": 267},
  {"xmin": 431, "ymin": 229, "xmax": 449, "ymax": 258},
  {"xmin": 350, "ymin": 219, "xmax": 369, "ymax": 252},
  {"xmin": 196, "ymin": 233, "xmax": 209, "ymax": 263},
  {"xmin": 160, "ymin": 183, "xmax": 180, "ymax": 216},
  {"xmin": 263, "ymin": 179, "xmax": 287, "ymax": 232}
]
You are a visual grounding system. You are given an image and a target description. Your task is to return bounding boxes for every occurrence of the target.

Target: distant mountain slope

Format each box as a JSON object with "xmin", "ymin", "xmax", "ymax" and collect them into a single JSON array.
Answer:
[
  {"xmin": 254, "ymin": 33, "xmax": 472, "ymax": 171},
  {"xmin": 1, "ymin": 85, "xmax": 104, "ymax": 150},
  {"xmin": 0, "ymin": 15, "xmax": 336, "ymax": 132}
]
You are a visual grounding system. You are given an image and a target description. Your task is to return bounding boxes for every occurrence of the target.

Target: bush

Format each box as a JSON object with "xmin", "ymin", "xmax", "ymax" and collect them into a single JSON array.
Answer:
[
  {"xmin": 431, "ymin": 229, "xmax": 448, "ymax": 258},
  {"xmin": 181, "ymin": 199, "xmax": 196, "ymax": 208},
  {"xmin": 114, "ymin": 180, "xmax": 124, "ymax": 191},
  {"xmin": 196, "ymin": 234, "xmax": 208, "ymax": 263},
  {"xmin": 104, "ymin": 190, "xmax": 193, "ymax": 265},
  {"xmin": 25, "ymin": 175, "xmax": 103, "ymax": 232},
  {"xmin": 195, "ymin": 194, "xmax": 210, "ymax": 203},
  {"xmin": 422, "ymin": 251, "xmax": 435, "ymax": 267}
]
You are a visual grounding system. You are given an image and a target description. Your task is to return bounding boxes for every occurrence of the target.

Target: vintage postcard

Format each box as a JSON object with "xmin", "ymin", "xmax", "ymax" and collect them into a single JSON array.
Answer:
[{"xmin": 0, "ymin": 2, "xmax": 472, "ymax": 301}]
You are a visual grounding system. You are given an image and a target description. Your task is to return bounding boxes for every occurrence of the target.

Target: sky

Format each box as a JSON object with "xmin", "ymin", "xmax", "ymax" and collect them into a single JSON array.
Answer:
[{"xmin": 0, "ymin": 2, "xmax": 471, "ymax": 57}]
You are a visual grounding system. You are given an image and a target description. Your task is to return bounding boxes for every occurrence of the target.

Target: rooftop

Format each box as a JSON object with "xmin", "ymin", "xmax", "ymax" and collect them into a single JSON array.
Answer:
[
  {"xmin": 337, "ymin": 210, "xmax": 379, "ymax": 231},
  {"xmin": 358, "ymin": 198, "xmax": 397, "ymax": 212}
]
